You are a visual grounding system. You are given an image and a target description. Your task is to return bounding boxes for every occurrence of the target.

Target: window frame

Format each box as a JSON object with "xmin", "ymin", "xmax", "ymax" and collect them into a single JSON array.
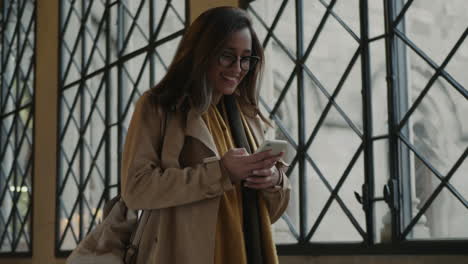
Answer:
[{"xmin": 245, "ymin": 0, "xmax": 468, "ymax": 255}]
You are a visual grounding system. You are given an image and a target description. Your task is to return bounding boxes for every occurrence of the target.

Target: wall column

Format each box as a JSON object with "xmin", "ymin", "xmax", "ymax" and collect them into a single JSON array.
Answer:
[{"xmin": 33, "ymin": 0, "xmax": 61, "ymax": 263}]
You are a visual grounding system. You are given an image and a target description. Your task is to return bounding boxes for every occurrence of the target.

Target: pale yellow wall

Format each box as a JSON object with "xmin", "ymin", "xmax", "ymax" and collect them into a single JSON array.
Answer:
[
  {"xmin": 189, "ymin": 0, "xmax": 238, "ymax": 22},
  {"xmin": 33, "ymin": 0, "xmax": 59, "ymax": 261}
]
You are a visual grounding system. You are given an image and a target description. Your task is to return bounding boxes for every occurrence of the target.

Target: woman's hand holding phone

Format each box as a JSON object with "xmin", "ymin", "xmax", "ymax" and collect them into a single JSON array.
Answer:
[{"xmin": 221, "ymin": 140, "xmax": 287, "ymax": 189}]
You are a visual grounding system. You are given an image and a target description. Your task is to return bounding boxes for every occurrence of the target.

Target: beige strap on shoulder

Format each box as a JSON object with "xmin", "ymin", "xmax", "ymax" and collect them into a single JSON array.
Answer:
[{"xmin": 126, "ymin": 105, "xmax": 169, "ymax": 261}]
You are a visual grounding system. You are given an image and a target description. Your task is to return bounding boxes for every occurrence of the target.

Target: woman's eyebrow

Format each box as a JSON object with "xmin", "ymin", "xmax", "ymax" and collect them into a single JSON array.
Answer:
[{"xmin": 224, "ymin": 47, "xmax": 252, "ymax": 54}]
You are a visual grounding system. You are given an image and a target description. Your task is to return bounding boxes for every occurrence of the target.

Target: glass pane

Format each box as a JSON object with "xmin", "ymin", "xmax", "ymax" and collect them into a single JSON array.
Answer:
[
  {"xmin": 304, "ymin": 10, "xmax": 359, "ymax": 95},
  {"xmin": 332, "ymin": 0, "xmax": 360, "ymax": 37},
  {"xmin": 310, "ymin": 200, "xmax": 363, "ymax": 242},
  {"xmin": 370, "ymin": 39, "xmax": 388, "ymax": 136},
  {"xmin": 368, "ymin": 0, "xmax": 385, "ymax": 38},
  {"xmin": 372, "ymin": 139, "xmax": 392, "ymax": 243},
  {"xmin": 0, "ymin": 0, "xmax": 35, "ymax": 253},
  {"xmin": 401, "ymin": 143, "xmax": 468, "ymax": 240},
  {"xmin": 405, "ymin": 0, "xmax": 468, "ymax": 65},
  {"xmin": 57, "ymin": 0, "xmax": 186, "ymax": 251},
  {"xmin": 402, "ymin": 77, "xmax": 467, "ymax": 176},
  {"xmin": 273, "ymin": 166, "xmax": 300, "ymax": 244}
]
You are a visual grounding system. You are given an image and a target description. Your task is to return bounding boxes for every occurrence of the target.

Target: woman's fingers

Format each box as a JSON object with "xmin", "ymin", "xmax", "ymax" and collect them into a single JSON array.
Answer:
[
  {"xmin": 244, "ymin": 178, "xmax": 273, "ymax": 189},
  {"xmin": 249, "ymin": 153, "xmax": 283, "ymax": 171},
  {"xmin": 251, "ymin": 168, "xmax": 273, "ymax": 177}
]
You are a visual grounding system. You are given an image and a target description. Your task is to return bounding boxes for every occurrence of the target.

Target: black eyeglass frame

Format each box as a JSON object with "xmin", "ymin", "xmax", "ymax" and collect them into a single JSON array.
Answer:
[{"xmin": 217, "ymin": 52, "xmax": 261, "ymax": 71}]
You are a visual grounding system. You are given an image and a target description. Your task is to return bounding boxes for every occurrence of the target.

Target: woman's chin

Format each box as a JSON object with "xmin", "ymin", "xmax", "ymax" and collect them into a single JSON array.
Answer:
[{"xmin": 221, "ymin": 86, "xmax": 237, "ymax": 95}]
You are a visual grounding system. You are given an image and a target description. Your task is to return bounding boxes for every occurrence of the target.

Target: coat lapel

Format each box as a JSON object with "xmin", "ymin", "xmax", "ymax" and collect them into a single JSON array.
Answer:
[
  {"xmin": 184, "ymin": 108, "xmax": 220, "ymax": 158},
  {"xmin": 162, "ymin": 107, "xmax": 265, "ymax": 168}
]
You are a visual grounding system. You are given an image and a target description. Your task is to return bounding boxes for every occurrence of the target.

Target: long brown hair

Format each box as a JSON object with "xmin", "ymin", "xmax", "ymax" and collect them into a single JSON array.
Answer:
[{"xmin": 149, "ymin": 6, "xmax": 265, "ymax": 118}]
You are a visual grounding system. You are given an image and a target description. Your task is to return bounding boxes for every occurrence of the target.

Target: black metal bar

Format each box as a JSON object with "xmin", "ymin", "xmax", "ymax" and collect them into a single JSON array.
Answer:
[
  {"xmin": 398, "ymin": 134, "xmax": 468, "ymax": 209},
  {"xmin": 317, "ymin": 0, "xmax": 360, "ymax": 43},
  {"xmin": 280, "ymin": 214, "xmax": 300, "ymax": 240},
  {"xmin": 372, "ymin": 134, "xmax": 389, "ymax": 141},
  {"xmin": 302, "ymin": 48, "xmax": 362, "ymax": 154},
  {"xmin": 396, "ymin": 28, "xmax": 468, "ymax": 131},
  {"xmin": 261, "ymin": 0, "xmax": 288, "ymax": 48},
  {"xmin": 0, "ymin": 4, "xmax": 35, "ymax": 115},
  {"xmin": 0, "ymin": 0, "xmax": 29, "ymax": 73},
  {"xmin": 12, "ymin": 194, "xmax": 32, "ymax": 250},
  {"xmin": 359, "ymin": 0, "xmax": 374, "ymax": 245},
  {"xmin": 0, "ymin": 113, "xmax": 20, "ymax": 162},
  {"xmin": 79, "ymin": 0, "xmax": 86, "ymax": 241},
  {"xmin": 0, "ymin": 0, "xmax": 6, "ymax": 251},
  {"xmin": 168, "ymin": 2, "xmax": 185, "ymax": 25},
  {"xmin": 59, "ymin": 72, "xmax": 106, "ymax": 143},
  {"xmin": 105, "ymin": 0, "xmax": 111, "ymax": 205},
  {"xmin": 260, "ymin": 97, "xmax": 298, "ymax": 148},
  {"xmin": 62, "ymin": 29, "xmax": 184, "ymax": 91},
  {"xmin": 0, "ymin": 113, "xmax": 33, "ymax": 250},
  {"xmin": 302, "ymin": 0, "xmax": 337, "ymax": 62},
  {"xmin": 85, "ymin": 189, "xmax": 106, "ymax": 234},
  {"xmin": 393, "ymin": 29, "xmax": 467, "ymax": 100},
  {"xmin": 304, "ymin": 152, "xmax": 366, "ymax": 237},
  {"xmin": 80, "ymin": 5, "xmax": 111, "ymax": 81},
  {"xmin": 401, "ymin": 147, "xmax": 467, "ymax": 238},
  {"xmin": 29, "ymin": 0, "xmax": 37, "ymax": 254},
  {"xmin": 249, "ymin": 6, "xmax": 296, "ymax": 62},
  {"xmin": 305, "ymin": 144, "xmax": 365, "ymax": 241},
  {"xmin": 60, "ymin": 0, "xmax": 78, "ymax": 38},
  {"xmin": 57, "ymin": 128, "xmax": 109, "ymax": 248},
  {"xmin": 149, "ymin": 0, "xmax": 155, "ymax": 87},
  {"xmin": 270, "ymin": 66, "xmax": 297, "ymax": 117},
  {"xmin": 9, "ymin": 152, "xmax": 33, "ymax": 249},
  {"xmin": 383, "ymin": 0, "xmax": 403, "ymax": 244},
  {"xmin": 0, "ymin": 110, "xmax": 33, "ymax": 200},
  {"xmin": 117, "ymin": 0, "xmax": 124, "ymax": 191},
  {"xmin": 303, "ymin": 66, "xmax": 364, "ymax": 139},
  {"xmin": 277, "ymin": 240, "xmax": 468, "ymax": 255},
  {"xmin": 392, "ymin": 0, "xmax": 414, "ymax": 28},
  {"xmin": 58, "ymin": 77, "xmax": 107, "ymax": 196},
  {"xmin": 150, "ymin": 0, "xmax": 172, "ymax": 45},
  {"xmin": 369, "ymin": 33, "xmax": 386, "ymax": 43},
  {"xmin": 120, "ymin": 54, "xmax": 151, "ymax": 121},
  {"xmin": 118, "ymin": 0, "xmax": 146, "ymax": 57},
  {"xmin": 56, "ymin": 0, "xmax": 65, "ymax": 253},
  {"xmin": 295, "ymin": 0, "xmax": 306, "ymax": 243},
  {"xmin": 61, "ymin": 0, "xmax": 98, "ymax": 86}
]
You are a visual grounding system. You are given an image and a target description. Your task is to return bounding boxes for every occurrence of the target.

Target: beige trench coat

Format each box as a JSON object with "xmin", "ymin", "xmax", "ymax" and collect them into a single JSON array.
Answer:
[{"xmin": 121, "ymin": 91, "xmax": 291, "ymax": 264}]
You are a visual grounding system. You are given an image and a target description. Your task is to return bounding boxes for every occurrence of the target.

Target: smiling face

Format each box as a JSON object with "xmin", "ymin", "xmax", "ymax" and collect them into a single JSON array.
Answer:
[{"xmin": 207, "ymin": 27, "xmax": 253, "ymax": 101}]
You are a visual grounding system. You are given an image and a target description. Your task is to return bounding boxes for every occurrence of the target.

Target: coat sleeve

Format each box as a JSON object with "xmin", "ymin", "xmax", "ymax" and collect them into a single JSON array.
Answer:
[
  {"xmin": 260, "ymin": 165, "xmax": 291, "ymax": 223},
  {"xmin": 120, "ymin": 93, "xmax": 234, "ymax": 210},
  {"xmin": 252, "ymin": 115, "xmax": 291, "ymax": 223}
]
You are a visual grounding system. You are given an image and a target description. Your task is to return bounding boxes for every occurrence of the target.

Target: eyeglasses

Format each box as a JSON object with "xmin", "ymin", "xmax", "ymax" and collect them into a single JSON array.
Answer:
[{"xmin": 218, "ymin": 52, "xmax": 260, "ymax": 71}]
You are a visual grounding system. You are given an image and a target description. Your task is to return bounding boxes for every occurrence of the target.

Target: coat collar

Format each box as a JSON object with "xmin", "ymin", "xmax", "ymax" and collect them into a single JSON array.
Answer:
[
  {"xmin": 183, "ymin": 107, "xmax": 265, "ymax": 157},
  {"xmin": 185, "ymin": 108, "xmax": 219, "ymax": 157}
]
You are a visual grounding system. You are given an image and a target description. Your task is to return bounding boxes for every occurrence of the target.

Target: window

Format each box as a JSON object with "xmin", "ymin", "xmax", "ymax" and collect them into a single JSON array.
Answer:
[
  {"xmin": 57, "ymin": 0, "xmax": 187, "ymax": 254},
  {"xmin": 247, "ymin": 0, "xmax": 467, "ymax": 254},
  {"xmin": 0, "ymin": 0, "xmax": 35, "ymax": 254}
]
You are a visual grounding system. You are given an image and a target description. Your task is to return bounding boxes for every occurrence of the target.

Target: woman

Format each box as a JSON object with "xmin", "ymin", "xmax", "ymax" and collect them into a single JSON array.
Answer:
[{"xmin": 121, "ymin": 6, "xmax": 290, "ymax": 264}]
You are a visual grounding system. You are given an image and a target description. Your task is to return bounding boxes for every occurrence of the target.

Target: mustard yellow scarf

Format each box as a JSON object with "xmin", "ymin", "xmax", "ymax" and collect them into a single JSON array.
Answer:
[{"xmin": 202, "ymin": 102, "xmax": 278, "ymax": 264}]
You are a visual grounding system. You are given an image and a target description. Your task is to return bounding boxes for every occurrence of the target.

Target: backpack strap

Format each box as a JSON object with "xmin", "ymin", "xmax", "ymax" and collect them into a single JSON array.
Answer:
[{"xmin": 124, "ymin": 107, "xmax": 169, "ymax": 263}]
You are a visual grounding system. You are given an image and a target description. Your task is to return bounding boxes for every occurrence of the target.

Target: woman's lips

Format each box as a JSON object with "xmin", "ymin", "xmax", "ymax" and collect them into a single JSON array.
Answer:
[{"xmin": 221, "ymin": 73, "xmax": 239, "ymax": 84}]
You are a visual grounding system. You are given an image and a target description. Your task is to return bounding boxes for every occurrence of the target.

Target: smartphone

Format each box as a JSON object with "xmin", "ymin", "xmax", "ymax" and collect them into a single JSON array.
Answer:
[{"xmin": 254, "ymin": 139, "xmax": 288, "ymax": 156}]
